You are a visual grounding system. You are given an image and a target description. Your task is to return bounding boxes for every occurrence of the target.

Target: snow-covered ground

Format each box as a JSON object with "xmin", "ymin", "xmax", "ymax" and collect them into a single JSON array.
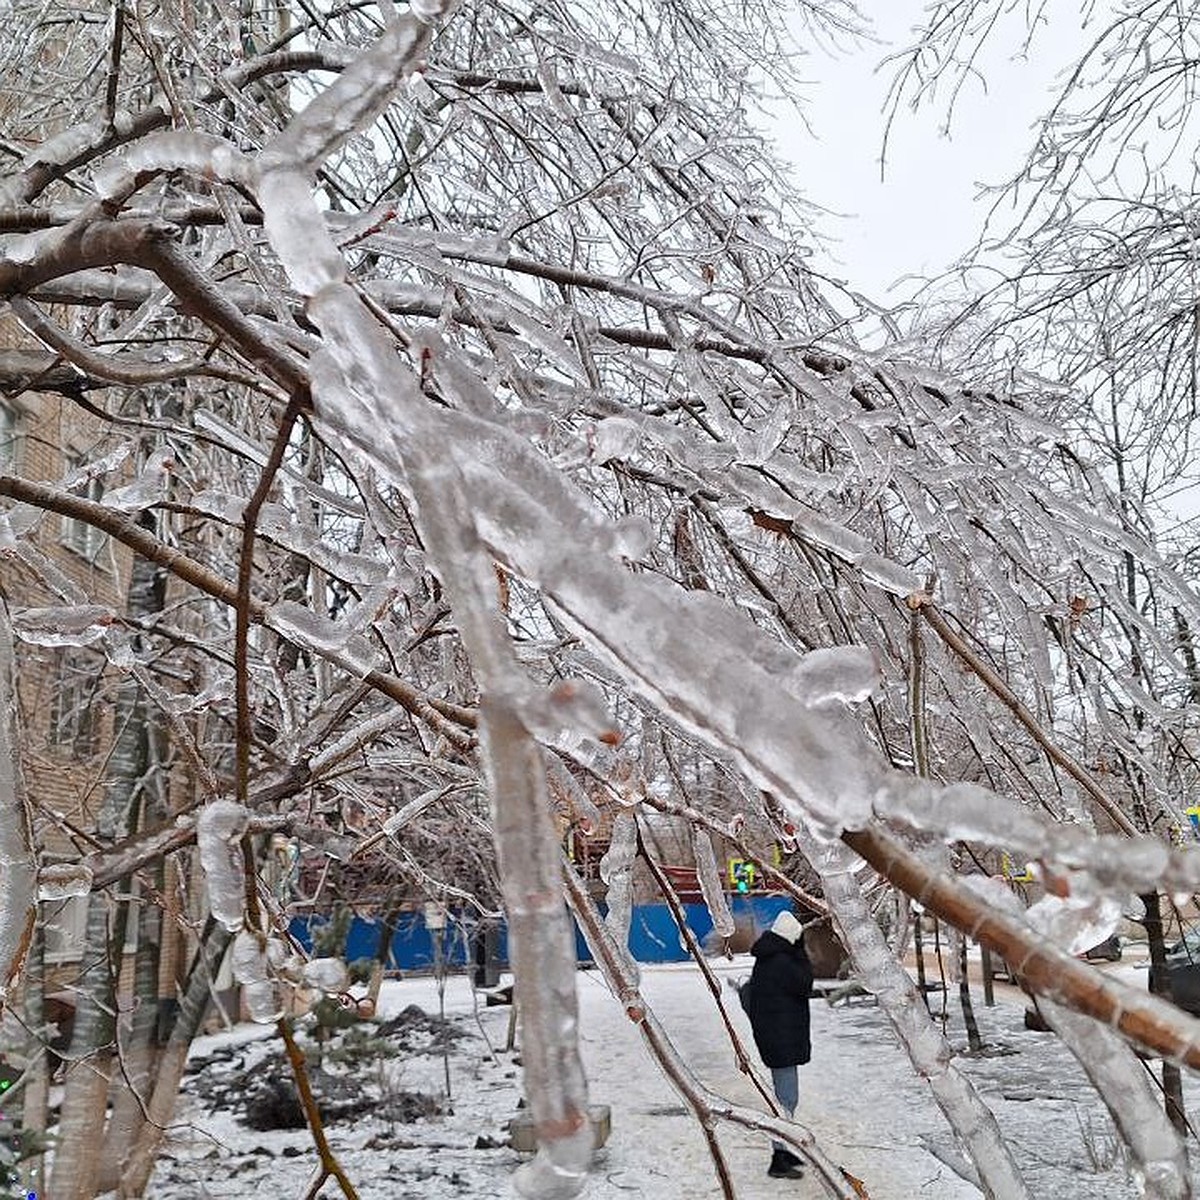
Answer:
[{"xmin": 144, "ymin": 950, "xmax": 1195, "ymax": 1198}]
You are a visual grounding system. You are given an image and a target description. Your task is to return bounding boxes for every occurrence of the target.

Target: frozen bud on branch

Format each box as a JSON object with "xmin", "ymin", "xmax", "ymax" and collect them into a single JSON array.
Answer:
[
  {"xmin": 518, "ymin": 679, "xmax": 619, "ymax": 749},
  {"xmin": 232, "ymin": 931, "xmax": 284, "ymax": 1023},
  {"xmin": 303, "ymin": 957, "xmax": 349, "ymax": 993}
]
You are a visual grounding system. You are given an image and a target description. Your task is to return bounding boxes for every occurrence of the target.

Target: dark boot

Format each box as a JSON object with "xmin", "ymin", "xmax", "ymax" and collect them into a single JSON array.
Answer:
[{"xmin": 768, "ymin": 1148, "xmax": 804, "ymax": 1179}]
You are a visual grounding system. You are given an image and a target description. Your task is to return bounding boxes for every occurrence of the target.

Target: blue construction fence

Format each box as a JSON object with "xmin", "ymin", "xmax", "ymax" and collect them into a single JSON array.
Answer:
[{"xmin": 289, "ymin": 894, "xmax": 794, "ymax": 973}]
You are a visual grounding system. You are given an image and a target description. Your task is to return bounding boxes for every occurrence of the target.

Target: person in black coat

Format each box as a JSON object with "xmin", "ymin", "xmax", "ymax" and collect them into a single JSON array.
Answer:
[{"xmin": 742, "ymin": 909, "xmax": 813, "ymax": 1180}]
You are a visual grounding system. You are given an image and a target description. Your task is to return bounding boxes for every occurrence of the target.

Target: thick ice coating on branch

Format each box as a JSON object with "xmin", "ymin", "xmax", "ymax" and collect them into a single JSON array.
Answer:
[
  {"xmin": 600, "ymin": 813, "xmax": 639, "ymax": 981},
  {"xmin": 11, "ymin": 604, "xmax": 112, "ymax": 647},
  {"xmin": 37, "ymin": 863, "xmax": 94, "ymax": 901},
  {"xmin": 377, "ymin": 419, "xmax": 592, "ymax": 1197},
  {"xmin": 302, "ymin": 957, "xmax": 349, "ymax": 993},
  {"xmin": 875, "ymin": 778, "xmax": 1200, "ymax": 898},
  {"xmin": 260, "ymin": 17, "xmax": 433, "ymax": 176},
  {"xmin": 1040, "ymin": 1000, "xmax": 1190, "ymax": 1200},
  {"xmin": 197, "ymin": 799, "xmax": 249, "ymax": 932}
]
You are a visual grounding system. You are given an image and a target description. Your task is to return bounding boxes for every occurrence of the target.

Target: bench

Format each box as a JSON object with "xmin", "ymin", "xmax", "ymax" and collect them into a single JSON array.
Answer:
[{"xmin": 811, "ymin": 978, "xmax": 875, "ymax": 1006}]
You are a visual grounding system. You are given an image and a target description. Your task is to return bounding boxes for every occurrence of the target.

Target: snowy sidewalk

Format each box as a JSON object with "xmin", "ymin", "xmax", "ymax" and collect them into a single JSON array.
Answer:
[
  {"xmin": 147, "ymin": 958, "xmax": 1191, "ymax": 1199},
  {"xmin": 574, "ymin": 960, "xmax": 979, "ymax": 1199},
  {"xmin": 574, "ymin": 957, "xmax": 1184, "ymax": 1199}
]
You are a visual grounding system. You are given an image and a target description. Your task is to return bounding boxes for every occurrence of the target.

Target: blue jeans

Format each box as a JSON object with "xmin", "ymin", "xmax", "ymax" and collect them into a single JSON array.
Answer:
[{"xmin": 770, "ymin": 1065, "xmax": 798, "ymax": 1152}]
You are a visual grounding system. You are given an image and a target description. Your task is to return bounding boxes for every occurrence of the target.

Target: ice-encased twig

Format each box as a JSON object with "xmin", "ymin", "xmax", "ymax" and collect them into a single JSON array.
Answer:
[
  {"xmin": 1039, "ymin": 999, "xmax": 1190, "ymax": 1200},
  {"xmin": 231, "ymin": 930, "xmax": 282, "ymax": 1023},
  {"xmin": 0, "ymin": 605, "xmax": 36, "ymax": 1000},
  {"xmin": 599, "ymin": 812, "xmax": 639, "ymax": 983},
  {"xmin": 692, "ymin": 825, "xmax": 736, "ymax": 940},
  {"xmin": 805, "ymin": 835, "xmax": 1031, "ymax": 1200}
]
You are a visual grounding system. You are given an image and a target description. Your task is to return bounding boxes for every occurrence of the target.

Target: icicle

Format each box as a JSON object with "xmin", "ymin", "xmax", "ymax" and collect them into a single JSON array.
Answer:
[
  {"xmin": 591, "ymin": 417, "xmax": 641, "ymax": 464},
  {"xmin": 264, "ymin": 600, "xmax": 379, "ymax": 678},
  {"xmin": 375, "ymin": 429, "xmax": 592, "ymax": 1197},
  {"xmin": 479, "ymin": 696, "xmax": 594, "ymax": 1199},
  {"xmin": 1024, "ymin": 890, "xmax": 1123, "ymax": 958},
  {"xmin": 11, "ymin": 604, "xmax": 113, "ymax": 647},
  {"xmin": 196, "ymin": 800, "xmax": 248, "ymax": 933},
  {"xmin": 545, "ymin": 756, "xmax": 602, "ymax": 835},
  {"xmin": 256, "ymin": 168, "xmax": 347, "ymax": 296},
  {"xmin": 691, "ymin": 827, "xmax": 736, "ymax": 939},
  {"xmin": 98, "ymin": 447, "xmax": 174, "ymax": 512},
  {"xmin": 789, "ymin": 646, "xmax": 880, "ymax": 707}
]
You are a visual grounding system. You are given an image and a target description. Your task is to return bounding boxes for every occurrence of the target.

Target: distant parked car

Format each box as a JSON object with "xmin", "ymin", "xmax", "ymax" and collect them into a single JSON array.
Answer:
[{"xmin": 1165, "ymin": 930, "xmax": 1200, "ymax": 1016}]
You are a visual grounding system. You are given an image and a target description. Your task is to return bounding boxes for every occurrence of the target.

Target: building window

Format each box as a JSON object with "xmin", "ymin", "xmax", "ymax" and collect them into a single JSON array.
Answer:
[
  {"xmin": 60, "ymin": 464, "xmax": 106, "ymax": 560},
  {"xmin": 42, "ymin": 894, "xmax": 88, "ymax": 964},
  {"xmin": 51, "ymin": 649, "xmax": 102, "ymax": 757},
  {"xmin": 0, "ymin": 401, "xmax": 16, "ymax": 471},
  {"xmin": 42, "ymin": 890, "xmax": 138, "ymax": 963}
]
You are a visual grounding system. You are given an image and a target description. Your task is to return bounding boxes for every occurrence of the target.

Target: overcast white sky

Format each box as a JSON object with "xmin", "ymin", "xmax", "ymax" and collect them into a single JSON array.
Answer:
[{"xmin": 770, "ymin": 5, "xmax": 1080, "ymax": 302}]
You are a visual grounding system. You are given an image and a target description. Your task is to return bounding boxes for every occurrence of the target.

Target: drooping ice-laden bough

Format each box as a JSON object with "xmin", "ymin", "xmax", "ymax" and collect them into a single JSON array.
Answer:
[
  {"xmin": 800, "ymin": 834, "xmax": 1031, "ymax": 1199},
  {"xmin": 202, "ymin": 17, "xmax": 1108, "ymax": 1189}
]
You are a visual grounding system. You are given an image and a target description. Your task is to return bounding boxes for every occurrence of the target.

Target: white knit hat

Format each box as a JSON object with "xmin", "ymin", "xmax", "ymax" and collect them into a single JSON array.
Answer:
[{"xmin": 770, "ymin": 910, "xmax": 803, "ymax": 944}]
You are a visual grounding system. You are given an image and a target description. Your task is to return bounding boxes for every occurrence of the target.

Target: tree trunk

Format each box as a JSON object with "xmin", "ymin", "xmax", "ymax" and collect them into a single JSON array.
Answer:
[
  {"xmin": 97, "ymin": 863, "xmax": 164, "ymax": 1191},
  {"xmin": 1142, "ymin": 890, "xmax": 1187, "ymax": 1135},
  {"xmin": 367, "ymin": 902, "xmax": 402, "ymax": 1012},
  {"xmin": 51, "ymin": 535, "xmax": 166, "ymax": 1200},
  {"xmin": 19, "ymin": 921, "xmax": 48, "ymax": 1200},
  {"xmin": 48, "ymin": 895, "xmax": 118, "ymax": 1200},
  {"xmin": 118, "ymin": 923, "xmax": 233, "ymax": 1198},
  {"xmin": 958, "ymin": 937, "xmax": 984, "ymax": 1053}
]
